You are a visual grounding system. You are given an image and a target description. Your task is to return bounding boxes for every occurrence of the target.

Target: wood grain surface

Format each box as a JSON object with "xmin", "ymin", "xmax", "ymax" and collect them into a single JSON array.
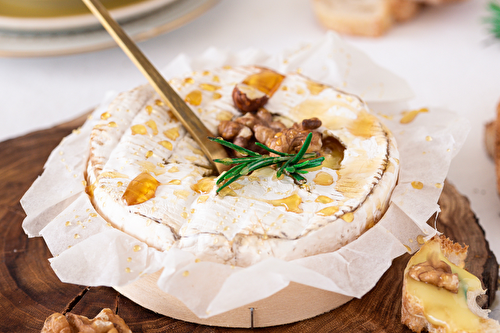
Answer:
[{"xmin": 0, "ymin": 113, "xmax": 497, "ymax": 332}]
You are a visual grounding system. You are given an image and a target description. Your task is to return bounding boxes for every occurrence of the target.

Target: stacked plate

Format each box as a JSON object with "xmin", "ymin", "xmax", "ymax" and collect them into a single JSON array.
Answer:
[{"xmin": 0, "ymin": 0, "xmax": 219, "ymax": 57}]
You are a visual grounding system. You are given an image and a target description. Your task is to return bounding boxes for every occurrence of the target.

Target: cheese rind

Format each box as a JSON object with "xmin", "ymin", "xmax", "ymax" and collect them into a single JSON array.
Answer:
[{"xmin": 88, "ymin": 66, "xmax": 399, "ymax": 267}]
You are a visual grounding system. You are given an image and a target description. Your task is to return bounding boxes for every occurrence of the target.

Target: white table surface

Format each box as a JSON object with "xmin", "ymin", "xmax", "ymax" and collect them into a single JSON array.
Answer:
[{"xmin": 1, "ymin": 0, "xmax": 499, "ymax": 297}]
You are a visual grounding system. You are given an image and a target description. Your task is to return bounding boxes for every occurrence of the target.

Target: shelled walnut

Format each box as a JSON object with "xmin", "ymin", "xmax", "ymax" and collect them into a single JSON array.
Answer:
[
  {"xmin": 218, "ymin": 109, "xmax": 323, "ymax": 156},
  {"xmin": 265, "ymin": 118, "xmax": 323, "ymax": 155},
  {"xmin": 41, "ymin": 308, "xmax": 132, "ymax": 333},
  {"xmin": 408, "ymin": 252, "xmax": 459, "ymax": 293}
]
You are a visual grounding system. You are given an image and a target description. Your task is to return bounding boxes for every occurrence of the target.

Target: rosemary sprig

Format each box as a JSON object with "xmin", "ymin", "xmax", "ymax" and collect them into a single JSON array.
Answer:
[
  {"xmin": 208, "ymin": 133, "xmax": 325, "ymax": 193},
  {"xmin": 485, "ymin": 1, "xmax": 500, "ymax": 39}
]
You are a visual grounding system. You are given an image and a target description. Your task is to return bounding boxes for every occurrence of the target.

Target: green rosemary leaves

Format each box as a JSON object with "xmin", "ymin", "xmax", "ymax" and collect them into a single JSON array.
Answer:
[{"xmin": 209, "ymin": 133, "xmax": 325, "ymax": 193}]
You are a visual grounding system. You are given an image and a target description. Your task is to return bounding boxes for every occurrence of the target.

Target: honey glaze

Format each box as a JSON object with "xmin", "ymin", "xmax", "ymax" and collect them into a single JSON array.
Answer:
[
  {"xmin": 265, "ymin": 194, "xmax": 303, "ymax": 213},
  {"xmin": 185, "ymin": 90, "xmax": 202, "ymax": 106},
  {"xmin": 313, "ymin": 172, "xmax": 334, "ymax": 186},
  {"xmin": 242, "ymin": 68, "xmax": 285, "ymax": 96},
  {"xmin": 400, "ymin": 108, "xmax": 429, "ymax": 124},
  {"xmin": 191, "ymin": 177, "xmax": 216, "ymax": 194},
  {"xmin": 122, "ymin": 172, "xmax": 160, "ymax": 206},
  {"xmin": 405, "ymin": 240, "xmax": 483, "ymax": 332},
  {"xmin": 316, "ymin": 206, "xmax": 339, "ymax": 216}
]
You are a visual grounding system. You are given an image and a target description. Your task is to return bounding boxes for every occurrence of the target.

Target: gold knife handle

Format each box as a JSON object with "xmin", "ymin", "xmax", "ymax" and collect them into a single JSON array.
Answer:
[{"xmin": 83, "ymin": 0, "xmax": 228, "ymax": 174}]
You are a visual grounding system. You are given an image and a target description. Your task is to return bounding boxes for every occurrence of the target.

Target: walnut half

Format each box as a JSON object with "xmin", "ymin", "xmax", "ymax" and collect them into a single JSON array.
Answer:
[
  {"xmin": 41, "ymin": 308, "xmax": 132, "ymax": 333},
  {"xmin": 408, "ymin": 252, "xmax": 459, "ymax": 293}
]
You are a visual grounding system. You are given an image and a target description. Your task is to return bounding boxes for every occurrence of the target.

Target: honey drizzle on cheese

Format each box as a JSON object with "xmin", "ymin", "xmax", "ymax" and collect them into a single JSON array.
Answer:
[
  {"xmin": 242, "ymin": 68, "xmax": 285, "ymax": 96},
  {"xmin": 122, "ymin": 172, "xmax": 160, "ymax": 206},
  {"xmin": 264, "ymin": 194, "xmax": 302, "ymax": 213},
  {"xmin": 405, "ymin": 240, "xmax": 483, "ymax": 332}
]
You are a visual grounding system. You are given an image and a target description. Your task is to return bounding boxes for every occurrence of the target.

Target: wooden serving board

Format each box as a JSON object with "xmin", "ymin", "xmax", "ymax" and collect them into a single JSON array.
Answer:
[{"xmin": 0, "ymin": 113, "xmax": 497, "ymax": 332}]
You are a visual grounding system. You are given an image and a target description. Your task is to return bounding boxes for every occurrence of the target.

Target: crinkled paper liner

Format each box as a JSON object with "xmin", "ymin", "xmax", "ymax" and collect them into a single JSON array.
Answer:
[{"xmin": 21, "ymin": 32, "xmax": 469, "ymax": 318}]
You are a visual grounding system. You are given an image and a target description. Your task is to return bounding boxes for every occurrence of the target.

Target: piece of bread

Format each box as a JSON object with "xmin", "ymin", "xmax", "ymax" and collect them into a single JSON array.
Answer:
[
  {"xmin": 402, "ymin": 235, "xmax": 500, "ymax": 333},
  {"xmin": 391, "ymin": 0, "xmax": 422, "ymax": 22},
  {"xmin": 485, "ymin": 120, "xmax": 495, "ymax": 159},
  {"xmin": 311, "ymin": 0, "xmax": 394, "ymax": 37},
  {"xmin": 311, "ymin": 0, "xmax": 468, "ymax": 37},
  {"xmin": 484, "ymin": 101, "xmax": 500, "ymax": 195}
]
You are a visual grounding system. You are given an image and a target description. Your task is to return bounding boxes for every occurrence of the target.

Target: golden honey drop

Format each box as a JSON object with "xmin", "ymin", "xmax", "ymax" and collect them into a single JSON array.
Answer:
[
  {"xmin": 185, "ymin": 90, "xmax": 202, "ymax": 106},
  {"xmin": 121, "ymin": 172, "xmax": 160, "ymax": 206},
  {"xmin": 316, "ymin": 206, "xmax": 339, "ymax": 216},
  {"xmin": 417, "ymin": 235, "xmax": 426, "ymax": 245},
  {"xmin": 167, "ymin": 179, "xmax": 181, "ymax": 185},
  {"xmin": 100, "ymin": 112, "xmax": 111, "ymax": 120},
  {"xmin": 265, "ymin": 194, "xmax": 303, "ymax": 213},
  {"xmin": 197, "ymin": 195, "xmax": 209, "ymax": 203},
  {"xmin": 411, "ymin": 181, "xmax": 424, "ymax": 190},
  {"xmin": 199, "ymin": 83, "xmax": 221, "ymax": 91},
  {"xmin": 108, "ymin": 121, "xmax": 117, "ymax": 127},
  {"xmin": 163, "ymin": 127, "xmax": 180, "ymax": 141},
  {"xmin": 341, "ymin": 212, "xmax": 354, "ymax": 223},
  {"xmin": 133, "ymin": 245, "xmax": 141, "ymax": 252},
  {"xmin": 145, "ymin": 120, "xmax": 158, "ymax": 135},
  {"xmin": 315, "ymin": 195, "xmax": 334, "ymax": 204},
  {"xmin": 145, "ymin": 150, "xmax": 153, "ymax": 158},
  {"xmin": 306, "ymin": 80, "xmax": 326, "ymax": 95},
  {"xmin": 400, "ymin": 108, "xmax": 429, "ymax": 124},
  {"xmin": 313, "ymin": 172, "xmax": 334, "ymax": 186},
  {"xmin": 159, "ymin": 141, "xmax": 173, "ymax": 150},
  {"xmin": 131, "ymin": 124, "xmax": 148, "ymax": 135},
  {"xmin": 191, "ymin": 177, "xmax": 215, "ymax": 194},
  {"xmin": 146, "ymin": 105, "xmax": 153, "ymax": 115},
  {"xmin": 242, "ymin": 68, "xmax": 285, "ymax": 96}
]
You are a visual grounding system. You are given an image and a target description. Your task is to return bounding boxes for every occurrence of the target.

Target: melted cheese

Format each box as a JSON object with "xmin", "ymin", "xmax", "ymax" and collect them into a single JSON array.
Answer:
[{"xmin": 405, "ymin": 240, "xmax": 483, "ymax": 332}]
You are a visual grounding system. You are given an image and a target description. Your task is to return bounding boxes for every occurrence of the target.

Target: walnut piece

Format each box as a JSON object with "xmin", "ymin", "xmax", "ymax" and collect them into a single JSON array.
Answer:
[
  {"xmin": 232, "ymin": 83, "xmax": 269, "ymax": 113},
  {"xmin": 41, "ymin": 308, "xmax": 132, "ymax": 333},
  {"xmin": 264, "ymin": 118, "xmax": 323, "ymax": 155},
  {"xmin": 408, "ymin": 252, "xmax": 459, "ymax": 293}
]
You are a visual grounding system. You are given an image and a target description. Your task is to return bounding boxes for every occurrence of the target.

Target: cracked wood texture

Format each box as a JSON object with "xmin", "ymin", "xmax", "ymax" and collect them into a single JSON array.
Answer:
[{"xmin": 0, "ymin": 113, "xmax": 497, "ymax": 332}]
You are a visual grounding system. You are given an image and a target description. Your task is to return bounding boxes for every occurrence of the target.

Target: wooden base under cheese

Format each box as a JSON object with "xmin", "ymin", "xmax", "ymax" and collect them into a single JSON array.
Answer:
[{"xmin": 115, "ymin": 272, "xmax": 353, "ymax": 328}]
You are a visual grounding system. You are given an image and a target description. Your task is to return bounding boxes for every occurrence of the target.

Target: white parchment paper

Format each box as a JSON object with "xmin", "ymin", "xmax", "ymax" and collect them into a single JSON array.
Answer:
[{"xmin": 21, "ymin": 32, "xmax": 469, "ymax": 318}]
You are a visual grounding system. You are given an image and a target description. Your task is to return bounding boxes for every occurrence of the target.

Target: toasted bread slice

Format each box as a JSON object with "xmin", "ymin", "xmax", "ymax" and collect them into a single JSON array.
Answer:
[
  {"xmin": 485, "ymin": 120, "xmax": 495, "ymax": 159},
  {"xmin": 391, "ymin": 0, "xmax": 421, "ymax": 22},
  {"xmin": 484, "ymin": 101, "xmax": 500, "ymax": 195},
  {"xmin": 402, "ymin": 235, "xmax": 500, "ymax": 333},
  {"xmin": 311, "ymin": 0, "xmax": 394, "ymax": 37}
]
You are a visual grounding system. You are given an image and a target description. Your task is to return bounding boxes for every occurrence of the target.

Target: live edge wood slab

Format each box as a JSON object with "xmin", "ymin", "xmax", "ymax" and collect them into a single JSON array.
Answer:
[{"xmin": 0, "ymin": 113, "xmax": 497, "ymax": 332}]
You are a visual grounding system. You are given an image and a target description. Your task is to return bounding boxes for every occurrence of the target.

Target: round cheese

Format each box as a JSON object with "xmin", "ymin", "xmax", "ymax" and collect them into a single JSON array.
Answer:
[{"xmin": 87, "ymin": 66, "xmax": 399, "ymax": 267}]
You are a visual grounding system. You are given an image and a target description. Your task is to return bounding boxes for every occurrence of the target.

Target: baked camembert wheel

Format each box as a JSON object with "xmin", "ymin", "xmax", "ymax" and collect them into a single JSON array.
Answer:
[{"xmin": 86, "ymin": 66, "xmax": 399, "ymax": 267}]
